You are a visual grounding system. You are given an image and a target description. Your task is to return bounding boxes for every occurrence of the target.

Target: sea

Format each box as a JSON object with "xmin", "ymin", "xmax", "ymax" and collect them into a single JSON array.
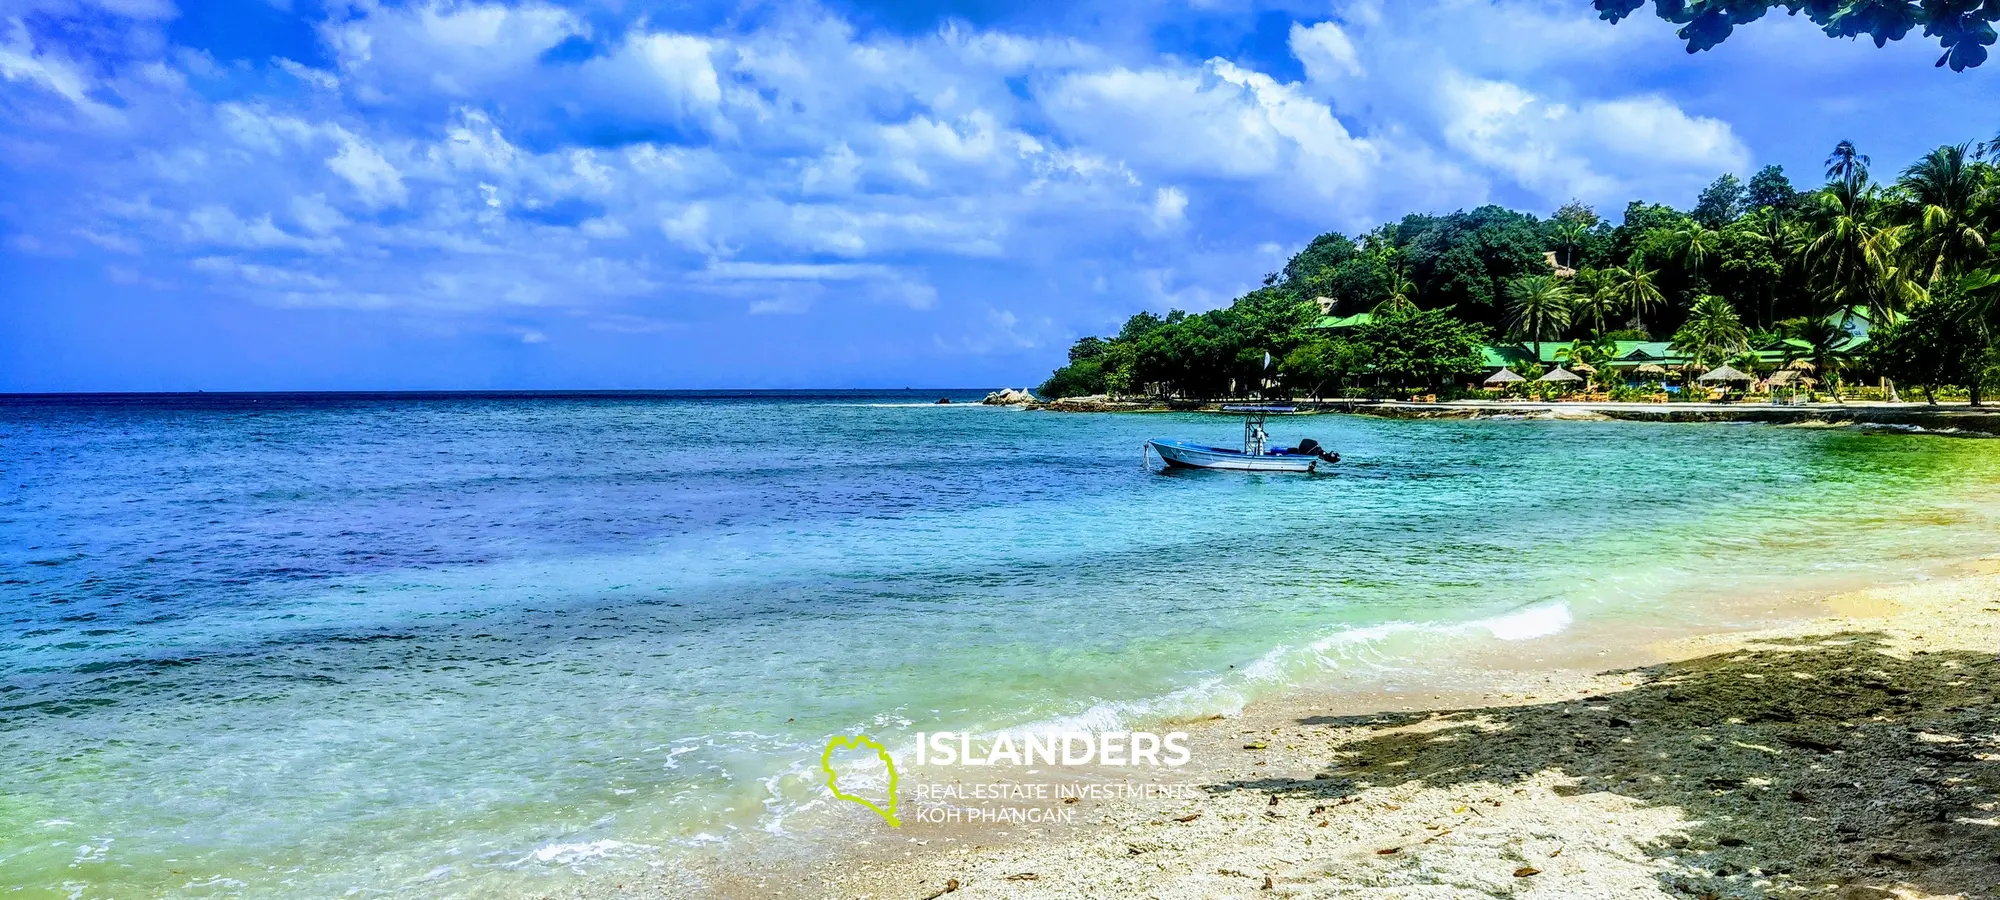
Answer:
[{"xmin": 3, "ymin": 391, "xmax": 1998, "ymax": 897}]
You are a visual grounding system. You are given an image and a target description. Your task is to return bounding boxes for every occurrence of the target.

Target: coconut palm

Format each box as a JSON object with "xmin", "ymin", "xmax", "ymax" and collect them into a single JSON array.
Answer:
[
  {"xmin": 1505, "ymin": 274, "xmax": 1573, "ymax": 360},
  {"xmin": 1826, "ymin": 139, "xmax": 1870, "ymax": 189},
  {"xmin": 1667, "ymin": 222, "xmax": 1721, "ymax": 274},
  {"xmin": 1569, "ymin": 284, "xmax": 1621, "ymax": 336},
  {"xmin": 1373, "ymin": 269, "xmax": 1419, "ymax": 316},
  {"xmin": 1555, "ymin": 334, "xmax": 1619, "ymax": 388},
  {"xmin": 1977, "ymin": 130, "xmax": 2000, "ymax": 162},
  {"xmin": 1803, "ymin": 177, "xmax": 1925, "ymax": 321},
  {"xmin": 1784, "ymin": 318, "xmax": 1854, "ymax": 401},
  {"xmin": 1603, "ymin": 252, "xmax": 1665, "ymax": 330},
  {"xmin": 1899, "ymin": 143, "xmax": 1990, "ymax": 285},
  {"xmin": 1552, "ymin": 219, "xmax": 1589, "ymax": 269},
  {"xmin": 1670, "ymin": 295, "xmax": 1750, "ymax": 371}
]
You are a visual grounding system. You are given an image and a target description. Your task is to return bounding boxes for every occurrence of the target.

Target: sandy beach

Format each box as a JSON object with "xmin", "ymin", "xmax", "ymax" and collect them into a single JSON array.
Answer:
[{"xmin": 654, "ymin": 560, "xmax": 2000, "ymax": 900}]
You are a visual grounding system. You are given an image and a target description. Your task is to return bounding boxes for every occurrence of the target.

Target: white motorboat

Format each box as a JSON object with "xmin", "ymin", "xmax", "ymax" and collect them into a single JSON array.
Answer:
[{"xmin": 1144, "ymin": 406, "xmax": 1339, "ymax": 473}]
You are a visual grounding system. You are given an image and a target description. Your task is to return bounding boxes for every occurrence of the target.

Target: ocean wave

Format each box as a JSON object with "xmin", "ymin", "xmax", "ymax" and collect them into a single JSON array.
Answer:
[
  {"xmin": 512, "ymin": 839, "xmax": 653, "ymax": 871},
  {"xmin": 922, "ymin": 600, "xmax": 1574, "ymax": 746},
  {"xmin": 1478, "ymin": 601, "xmax": 1574, "ymax": 640}
]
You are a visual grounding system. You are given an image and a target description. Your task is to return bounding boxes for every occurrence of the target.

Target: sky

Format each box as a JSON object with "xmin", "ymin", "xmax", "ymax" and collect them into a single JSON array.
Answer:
[{"xmin": 1, "ymin": 0, "xmax": 1995, "ymax": 391}]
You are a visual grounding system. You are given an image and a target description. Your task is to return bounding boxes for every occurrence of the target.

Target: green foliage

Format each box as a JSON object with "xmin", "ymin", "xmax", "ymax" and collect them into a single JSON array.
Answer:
[
  {"xmin": 1505, "ymin": 274, "xmax": 1574, "ymax": 355},
  {"xmin": 1671, "ymin": 295, "xmax": 1751, "ymax": 370},
  {"xmin": 1039, "ymin": 357, "xmax": 1106, "ymax": 399},
  {"xmin": 1282, "ymin": 337, "xmax": 1369, "ymax": 399},
  {"xmin": 1693, "ymin": 174, "xmax": 1745, "ymax": 229},
  {"xmin": 1283, "ymin": 232, "xmax": 1361, "ymax": 287},
  {"xmin": 1350, "ymin": 307, "xmax": 1490, "ymax": 388},
  {"xmin": 1714, "ymin": 209, "xmax": 1787, "ymax": 327},
  {"xmin": 1317, "ymin": 257, "xmax": 1394, "ymax": 314},
  {"xmin": 1899, "ymin": 143, "xmax": 1990, "ymax": 286},
  {"xmin": 1745, "ymin": 164, "xmax": 1798, "ymax": 212},
  {"xmin": 1396, "ymin": 206, "xmax": 1548, "ymax": 318},
  {"xmin": 1593, "ymin": 1, "xmax": 2000, "ymax": 71},
  {"xmin": 1867, "ymin": 282, "xmax": 2000, "ymax": 404},
  {"xmin": 1827, "ymin": 140, "xmax": 1871, "ymax": 189},
  {"xmin": 1042, "ymin": 133, "xmax": 2000, "ymax": 404}
]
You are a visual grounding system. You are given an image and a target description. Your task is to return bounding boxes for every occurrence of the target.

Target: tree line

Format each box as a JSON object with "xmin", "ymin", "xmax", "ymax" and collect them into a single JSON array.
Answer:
[{"xmin": 1039, "ymin": 132, "xmax": 2000, "ymax": 405}]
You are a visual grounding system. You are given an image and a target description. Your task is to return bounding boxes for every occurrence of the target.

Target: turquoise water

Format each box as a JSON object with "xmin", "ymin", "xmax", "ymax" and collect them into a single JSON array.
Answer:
[{"xmin": 3, "ymin": 393, "xmax": 1998, "ymax": 897}]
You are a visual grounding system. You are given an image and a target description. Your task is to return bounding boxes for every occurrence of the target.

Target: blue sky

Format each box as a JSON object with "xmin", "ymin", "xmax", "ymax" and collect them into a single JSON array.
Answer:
[{"xmin": 1, "ymin": 0, "xmax": 1994, "ymax": 391}]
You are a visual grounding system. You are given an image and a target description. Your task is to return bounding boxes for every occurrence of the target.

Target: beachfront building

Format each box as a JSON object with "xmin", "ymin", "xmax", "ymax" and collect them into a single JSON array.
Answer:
[{"xmin": 1462, "ymin": 307, "xmax": 1885, "ymax": 384}]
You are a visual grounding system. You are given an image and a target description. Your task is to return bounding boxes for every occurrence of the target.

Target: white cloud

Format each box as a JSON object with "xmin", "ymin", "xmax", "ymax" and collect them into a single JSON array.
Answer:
[
  {"xmin": 1151, "ymin": 185, "xmax": 1187, "ymax": 228},
  {"xmin": 1289, "ymin": 21, "xmax": 1362, "ymax": 81},
  {"xmin": 0, "ymin": 0, "xmax": 1857, "ymax": 383},
  {"xmin": 326, "ymin": 132, "xmax": 407, "ymax": 208},
  {"xmin": 323, "ymin": 0, "xmax": 586, "ymax": 102},
  {"xmin": 275, "ymin": 58, "xmax": 339, "ymax": 91},
  {"xmin": 660, "ymin": 203, "xmax": 715, "ymax": 254},
  {"xmin": 1433, "ymin": 72, "xmax": 1747, "ymax": 202},
  {"xmin": 0, "ymin": 18, "xmax": 116, "ymax": 121}
]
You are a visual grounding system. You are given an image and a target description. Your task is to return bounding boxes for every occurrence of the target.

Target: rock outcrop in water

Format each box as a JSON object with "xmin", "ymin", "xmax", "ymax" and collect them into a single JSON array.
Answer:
[{"xmin": 982, "ymin": 388, "xmax": 1037, "ymax": 406}]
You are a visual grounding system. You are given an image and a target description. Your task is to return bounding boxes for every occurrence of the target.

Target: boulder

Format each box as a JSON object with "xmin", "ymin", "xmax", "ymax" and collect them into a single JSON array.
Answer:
[{"xmin": 981, "ymin": 388, "xmax": 1037, "ymax": 406}]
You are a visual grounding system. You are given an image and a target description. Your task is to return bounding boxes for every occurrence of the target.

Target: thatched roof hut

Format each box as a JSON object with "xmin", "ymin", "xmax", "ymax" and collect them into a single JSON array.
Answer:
[{"xmin": 1698, "ymin": 365, "xmax": 1754, "ymax": 383}]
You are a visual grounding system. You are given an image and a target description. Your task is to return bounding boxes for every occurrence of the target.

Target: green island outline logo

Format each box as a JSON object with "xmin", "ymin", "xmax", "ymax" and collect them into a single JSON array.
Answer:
[{"xmin": 820, "ymin": 734, "xmax": 901, "ymax": 827}]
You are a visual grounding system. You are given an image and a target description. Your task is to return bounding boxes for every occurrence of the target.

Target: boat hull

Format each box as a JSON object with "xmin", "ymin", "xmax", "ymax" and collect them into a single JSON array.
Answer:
[{"xmin": 1147, "ymin": 440, "xmax": 1319, "ymax": 472}]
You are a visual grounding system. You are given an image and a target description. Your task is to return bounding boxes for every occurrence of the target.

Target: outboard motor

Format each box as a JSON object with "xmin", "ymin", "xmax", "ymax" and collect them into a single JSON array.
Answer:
[{"xmin": 1296, "ymin": 438, "xmax": 1340, "ymax": 464}]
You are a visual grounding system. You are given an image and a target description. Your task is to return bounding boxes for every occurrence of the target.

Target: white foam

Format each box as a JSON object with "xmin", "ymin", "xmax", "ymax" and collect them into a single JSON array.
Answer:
[
  {"xmin": 515, "ymin": 839, "xmax": 649, "ymax": 870},
  {"xmin": 1478, "ymin": 601, "xmax": 1573, "ymax": 641}
]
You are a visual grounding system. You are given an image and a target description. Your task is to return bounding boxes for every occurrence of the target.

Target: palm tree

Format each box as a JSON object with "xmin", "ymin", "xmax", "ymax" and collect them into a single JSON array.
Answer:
[
  {"xmin": 1785, "ymin": 318, "xmax": 1853, "ymax": 401},
  {"xmin": 1555, "ymin": 334, "xmax": 1619, "ymax": 388},
  {"xmin": 1977, "ymin": 130, "xmax": 2000, "ymax": 162},
  {"xmin": 1803, "ymin": 177, "xmax": 1925, "ymax": 321},
  {"xmin": 1569, "ymin": 284, "xmax": 1621, "ymax": 336},
  {"xmin": 1552, "ymin": 219, "xmax": 1589, "ymax": 269},
  {"xmin": 1899, "ymin": 143, "xmax": 1990, "ymax": 286},
  {"xmin": 1762, "ymin": 211, "xmax": 1812, "ymax": 324},
  {"xmin": 1826, "ymin": 139, "xmax": 1870, "ymax": 189},
  {"xmin": 1506, "ymin": 275, "xmax": 1574, "ymax": 360},
  {"xmin": 1670, "ymin": 295, "xmax": 1750, "ymax": 371},
  {"xmin": 1373, "ymin": 269, "xmax": 1418, "ymax": 316},
  {"xmin": 1667, "ymin": 222, "xmax": 1721, "ymax": 275},
  {"xmin": 1604, "ymin": 252, "xmax": 1665, "ymax": 331}
]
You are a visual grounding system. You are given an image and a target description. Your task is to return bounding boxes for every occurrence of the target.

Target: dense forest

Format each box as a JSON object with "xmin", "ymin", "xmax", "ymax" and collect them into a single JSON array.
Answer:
[{"xmin": 1040, "ymin": 134, "xmax": 2000, "ymax": 405}]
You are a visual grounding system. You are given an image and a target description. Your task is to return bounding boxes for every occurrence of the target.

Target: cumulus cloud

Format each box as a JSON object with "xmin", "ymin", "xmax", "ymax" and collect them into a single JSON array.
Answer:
[
  {"xmin": 326, "ymin": 132, "xmax": 408, "ymax": 208},
  {"xmin": 0, "ymin": 0, "xmax": 1852, "ymax": 383}
]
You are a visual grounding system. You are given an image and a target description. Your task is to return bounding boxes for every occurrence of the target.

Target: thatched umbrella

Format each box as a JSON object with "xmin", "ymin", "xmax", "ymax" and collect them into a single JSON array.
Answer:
[
  {"xmin": 1484, "ymin": 368, "xmax": 1526, "ymax": 385},
  {"xmin": 1537, "ymin": 367, "xmax": 1583, "ymax": 384},
  {"xmin": 1571, "ymin": 362, "xmax": 1597, "ymax": 375},
  {"xmin": 1786, "ymin": 359, "xmax": 1817, "ymax": 373},
  {"xmin": 1634, "ymin": 363, "xmax": 1667, "ymax": 377},
  {"xmin": 1698, "ymin": 365, "xmax": 1754, "ymax": 383}
]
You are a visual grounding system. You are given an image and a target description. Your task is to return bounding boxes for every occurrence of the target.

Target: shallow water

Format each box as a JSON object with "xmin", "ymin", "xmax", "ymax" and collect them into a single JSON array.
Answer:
[{"xmin": 2, "ymin": 392, "xmax": 1997, "ymax": 897}]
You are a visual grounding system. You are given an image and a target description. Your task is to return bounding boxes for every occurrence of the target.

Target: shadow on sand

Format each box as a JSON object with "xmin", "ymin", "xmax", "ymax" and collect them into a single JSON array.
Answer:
[{"xmin": 1207, "ymin": 633, "xmax": 2000, "ymax": 898}]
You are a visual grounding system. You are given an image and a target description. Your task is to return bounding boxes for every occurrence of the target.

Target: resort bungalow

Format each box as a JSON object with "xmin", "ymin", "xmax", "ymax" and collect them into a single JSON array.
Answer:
[{"xmin": 1462, "ymin": 306, "xmax": 1886, "ymax": 385}]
